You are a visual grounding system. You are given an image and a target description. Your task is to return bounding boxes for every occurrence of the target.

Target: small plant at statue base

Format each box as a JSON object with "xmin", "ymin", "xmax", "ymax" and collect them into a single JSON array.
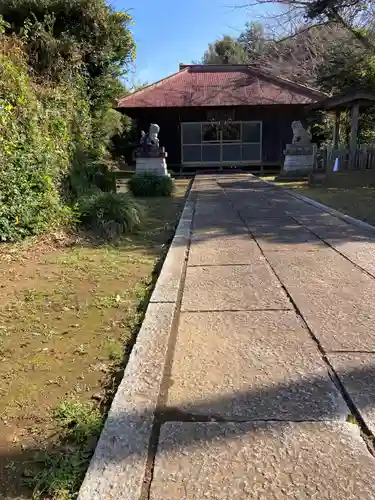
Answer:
[
  {"xmin": 77, "ymin": 191, "xmax": 143, "ymax": 238},
  {"xmin": 128, "ymin": 173, "xmax": 175, "ymax": 197}
]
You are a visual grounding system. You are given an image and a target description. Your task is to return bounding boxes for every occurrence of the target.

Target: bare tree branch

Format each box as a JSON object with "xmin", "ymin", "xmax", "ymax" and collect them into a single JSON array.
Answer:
[
  {"xmin": 330, "ymin": 7, "xmax": 374, "ymax": 49},
  {"xmin": 232, "ymin": 0, "xmax": 373, "ymax": 50},
  {"xmin": 275, "ymin": 21, "xmax": 329, "ymax": 43}
]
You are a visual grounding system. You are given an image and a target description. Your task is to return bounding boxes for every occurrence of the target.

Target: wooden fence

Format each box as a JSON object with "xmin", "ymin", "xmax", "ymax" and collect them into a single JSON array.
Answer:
[{"xmin": 314, "ymin": 145, "xmax": 375, "ymax": 172}]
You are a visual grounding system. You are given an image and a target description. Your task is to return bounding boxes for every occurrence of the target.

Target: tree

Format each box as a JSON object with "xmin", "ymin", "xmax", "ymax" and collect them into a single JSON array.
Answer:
[
  {"xmin": 238, "ymin": 21, "xmax": 269, "ymax": 61},
  {"xmin": 0, "ymin": 0, "xmax": 135, "ymax": 102},
  {"xmin": 317, "ymin": 43, "xmax": 374, "ymax": 93},
  {"xmin": 259, "ymin": 23, "xmax": 357, "ymax": 86},
  {"xmin": 201, "ymin": 35, "xmax": 247, "ymax": 64},
  {"xmin": 199, "ymin": 20, "xmax": 356, "ymax": 88},
  {"xmin": 316, "ymin": 33, "xmax": 375, "ymax": 144}
]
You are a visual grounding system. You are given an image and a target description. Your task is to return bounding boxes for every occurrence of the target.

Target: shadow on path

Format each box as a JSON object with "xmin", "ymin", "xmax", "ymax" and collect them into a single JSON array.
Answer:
[
  {"xmin": 181, "ymin": 178, "xmax": 375, "ymax": 252},
  {"xmin": 1, "ymin": 361, "xmax": 375, "ymax": 498}
]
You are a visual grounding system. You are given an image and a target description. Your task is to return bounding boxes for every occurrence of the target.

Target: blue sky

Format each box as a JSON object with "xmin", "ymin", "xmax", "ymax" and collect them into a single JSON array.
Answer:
[{"xmin": 109, "ymin": 0, "xmax": 269, "ymax": 86}]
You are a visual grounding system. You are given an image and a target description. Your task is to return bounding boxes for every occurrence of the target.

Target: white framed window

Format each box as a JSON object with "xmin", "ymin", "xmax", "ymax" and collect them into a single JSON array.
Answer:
[{"xmin": 181, "ymin": 121, "xmax": 262, "ymax": 164}]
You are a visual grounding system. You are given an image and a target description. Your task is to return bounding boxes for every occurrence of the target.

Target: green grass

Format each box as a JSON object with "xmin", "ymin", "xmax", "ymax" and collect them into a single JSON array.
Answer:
[
  {"xmin": 0, "ymin": 179, "xmax": 191, "ymax": 500},
  {"xmin": 265, "ymin": 176, "xmax": 375, "ymax": 226},
  {"xmin": 103, "ymin": 337, "xmax": 124, "ymax": 363},
  {"xmin": 29, "ymin": 400, "xmax": 103, "ymax": 500}
]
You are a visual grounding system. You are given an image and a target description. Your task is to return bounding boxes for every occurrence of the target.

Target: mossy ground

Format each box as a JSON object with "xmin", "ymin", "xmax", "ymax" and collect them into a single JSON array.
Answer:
[{"xmin": 0, "ymin": 179, "xmax": 191, "ymax": 499}]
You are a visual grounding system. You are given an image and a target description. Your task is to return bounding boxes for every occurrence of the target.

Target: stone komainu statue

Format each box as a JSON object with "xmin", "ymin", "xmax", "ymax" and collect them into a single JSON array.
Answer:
[
  {"xmin": 140, "ymin": 123, "xmax": 160, "ymax": 149},
  {"xmin": 291, "ymin": 121, "xmax": 311, "ymax": 145}
]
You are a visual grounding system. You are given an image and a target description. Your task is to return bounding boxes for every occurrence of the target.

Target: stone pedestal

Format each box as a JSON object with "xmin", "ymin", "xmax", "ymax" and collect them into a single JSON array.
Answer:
[
  {"xmin": 134, "ymin": 147, "xmax": 170, "ymax": 177},
  {"xmin": 277, "ymin": 144, "xmax": 316, "ymax": 180},
  {"xmin": 135, "ymin": 156, "xmax": 169, "ymax": 176}
]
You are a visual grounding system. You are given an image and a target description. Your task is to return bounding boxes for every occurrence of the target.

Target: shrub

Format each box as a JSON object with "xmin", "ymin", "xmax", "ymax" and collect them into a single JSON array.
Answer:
[
  {"xmin": 128, "ymin": 173, "xmax": 175, "ymax": 197},
  {"xmin": 77, "ymin": 191, "xmax": 143, "ymax": 238},
  {"xmin": 0, "ymin": 5, "xmax": 136, "ymax": 242},
  {"xmin": 68, "ymin": 147, "xmax": 117, "ymax": 199},
  {"xmin": 0, "ymin": 38, "xmax": 89, "ymax": 241}
]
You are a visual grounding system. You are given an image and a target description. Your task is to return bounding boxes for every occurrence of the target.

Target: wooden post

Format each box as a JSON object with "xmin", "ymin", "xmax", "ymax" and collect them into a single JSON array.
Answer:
[
  {"xmin": 349, "ymin": 102, "xmax": 360, "ymax": 169},
  {"xmin": 333, "ymin": 109, "xmax": 341, "ymax": 149}
]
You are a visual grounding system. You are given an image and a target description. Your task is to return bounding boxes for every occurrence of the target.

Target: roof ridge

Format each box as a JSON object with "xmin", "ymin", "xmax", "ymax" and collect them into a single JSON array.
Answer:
[
  {"xmin": 179, "ymin": 63, "xmax": 249, "ymax": 69},
  {"xmin": 118, "ymin": 68, "xmax": 187, "ymax": 106},
  {"xmin": 178, "ymin": 63, "xmax": 326, "ymax": 97}
]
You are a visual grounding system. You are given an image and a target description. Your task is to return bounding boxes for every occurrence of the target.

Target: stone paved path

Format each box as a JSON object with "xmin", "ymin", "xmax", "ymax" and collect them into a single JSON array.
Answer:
[{"xmin": 150, "ymin": 175, "xmax": 375, "ymax": 499}]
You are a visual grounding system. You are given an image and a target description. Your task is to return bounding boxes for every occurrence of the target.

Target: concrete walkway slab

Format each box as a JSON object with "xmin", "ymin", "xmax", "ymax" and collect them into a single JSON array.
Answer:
[
  {"xmin": 194, "ymin": 201, "xmax": 234, "ymax": 214},
  {"xmin": 189, "ymin": 231, "xmax": 263, "ymax": 266},
  {"xmin": 227, "ymin": 194, "xmax": 273, "ymax": 207},
  {"xmin": 266, "ymin": 249, "xmax": 375, "ymax": 351},
  {"xmin": 151, "ymin": 422, "xmax": 375, "ymax": 500},
  {"xmin": 282, "ymin": 212, "xmax": 375, "ymax": 276},
  {"xmin": 219, "ymin": 180, "xmax": 274, "ymax": 192},
  {"xmin": 192, "ymin": 217, "xmax": 246, "ymax": 234},
  {"xmin": 267, "ymin": 193, "xmax": 323, "ymax": 215},
  {"xmin": 329, "ymin": 353, "xmax": 375, "ymax": 433},
  {"xmin": 192, "ymin": 200, "xmax": 243, "ymax": 231},
  {"xmin": 293, "ymin": 212, "xmax": 375, "ymax": 244},
  {"xmin": 167, "ymin": 311, "xmax": 344, "ymax": 420},
  {"xmin": 331, "ymin": 240, "xmax": 375, "ymax": 277},
  {"xmin": 182, "ymin": 263, "xmax": 292, "ymax": 311},
  {"xmin": 245, "ymin": 219, "xmax": 326, "ymax": 252},
  {"xmin": 239, "ymin": 206, "xmax": 291, "ymax": 219},
  {"xmin": 222, "ymin": 192, "xmax": 274, "ymax": 209},
  {"xmin": 293, "ymin": 211, "xmax": 354, "ymax": 230}
]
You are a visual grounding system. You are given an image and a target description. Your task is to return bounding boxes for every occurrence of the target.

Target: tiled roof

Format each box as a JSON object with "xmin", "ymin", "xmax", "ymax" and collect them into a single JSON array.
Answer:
[{"xmin": 118, "ymin": 65, "xmax": 325, "ymax": 109}]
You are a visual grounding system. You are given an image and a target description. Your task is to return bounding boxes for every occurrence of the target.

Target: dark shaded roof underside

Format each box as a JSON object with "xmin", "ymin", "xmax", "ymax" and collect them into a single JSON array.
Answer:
[{"xmin": 308, "ymin": 91, "xmax": 375, "ymax": 111}]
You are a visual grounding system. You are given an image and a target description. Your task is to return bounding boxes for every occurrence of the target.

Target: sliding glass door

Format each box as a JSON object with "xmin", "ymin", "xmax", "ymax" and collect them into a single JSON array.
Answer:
[{"xmin": 181, "ymin": 121, "xmax": 262, "ymax": 165}]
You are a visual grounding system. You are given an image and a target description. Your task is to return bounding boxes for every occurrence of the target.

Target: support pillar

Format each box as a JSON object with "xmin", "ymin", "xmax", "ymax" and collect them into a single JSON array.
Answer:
[
  {"xmin": 333, "ymin": 109, "xmax": 341, "ymax": 149},
  {"xmin": 349, "ymin": 102, "xmax": 359, "ymax": 169}
]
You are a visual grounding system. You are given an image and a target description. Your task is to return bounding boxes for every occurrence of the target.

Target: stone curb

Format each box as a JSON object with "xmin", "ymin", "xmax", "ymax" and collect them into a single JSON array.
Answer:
[
  {"xmin": 151, "ymin": 199, "xmax": 194, "ymax": 303},
  {"xmin": 261, "ymin": 176, "xmax": 375, "ymax": 235},
  {"xmin": 77, "ymin": 183, "xmax": 195, "ymax": 500}
]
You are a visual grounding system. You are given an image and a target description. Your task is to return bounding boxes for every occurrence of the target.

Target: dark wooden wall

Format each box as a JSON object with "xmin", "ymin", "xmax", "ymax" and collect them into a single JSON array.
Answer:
[
  {"xmin": 123, "ymin": 105, "xmax": 307, "ymax": 168},
  {"xmin": 235, "ymin": 105, "xmax": 306, "ymax": 165}
]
